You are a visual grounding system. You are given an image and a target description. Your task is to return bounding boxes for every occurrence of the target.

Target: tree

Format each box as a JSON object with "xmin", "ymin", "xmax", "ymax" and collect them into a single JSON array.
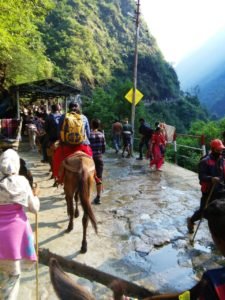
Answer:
[{"xmin": 0, "ymin": 0, "xmax": 53, "ymax": 91}]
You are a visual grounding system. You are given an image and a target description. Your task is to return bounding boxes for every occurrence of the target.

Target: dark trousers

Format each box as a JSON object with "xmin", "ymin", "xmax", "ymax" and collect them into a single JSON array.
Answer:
[
  {"xmin": 39, "ymin": 134, "xmax": 49, "ymax": 161},
  {"xmin": 191, "ymin": 190, "xmax": 225, "ymax": 223},
  {"xmin": 93, "ymin": 156, "xmax": 104, "ymax": 180},
  {"xmin": 138, "ymin": 137, "xmax": 150, "ymax": 159}
]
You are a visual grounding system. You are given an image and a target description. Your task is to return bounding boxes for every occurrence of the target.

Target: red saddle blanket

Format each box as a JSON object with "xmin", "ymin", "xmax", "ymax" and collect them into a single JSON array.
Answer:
[{"xmin": 52, "ymin": 144, "xmax": 93, "ymax": 183}]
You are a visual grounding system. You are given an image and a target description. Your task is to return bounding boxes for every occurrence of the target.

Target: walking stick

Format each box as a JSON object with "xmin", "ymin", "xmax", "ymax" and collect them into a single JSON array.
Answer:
[
  {"xmin": 191, "ymin": 182, "xmax": 216, "ymax": 244},
  {"xmin": 35, "ymin": 212, "xmax": 39, "ymax": 300}
]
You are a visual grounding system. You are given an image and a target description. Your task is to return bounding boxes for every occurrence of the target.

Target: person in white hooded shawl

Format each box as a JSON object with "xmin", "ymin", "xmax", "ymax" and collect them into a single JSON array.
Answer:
[{"xmin": 0, "ymin": 149, "xmax": 40, "ymax": 300}]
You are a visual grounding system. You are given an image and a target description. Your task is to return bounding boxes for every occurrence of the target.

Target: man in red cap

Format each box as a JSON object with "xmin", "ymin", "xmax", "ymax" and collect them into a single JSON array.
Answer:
[{"xmin": 187, "ymin": 139, "xmax": 225, "ymax": 233}]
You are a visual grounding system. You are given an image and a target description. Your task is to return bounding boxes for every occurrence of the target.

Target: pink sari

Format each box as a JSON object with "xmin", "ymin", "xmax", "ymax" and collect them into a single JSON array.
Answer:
[{"xmin": 0, "ymin": 204, "xmax": 37, "ymax": 261}]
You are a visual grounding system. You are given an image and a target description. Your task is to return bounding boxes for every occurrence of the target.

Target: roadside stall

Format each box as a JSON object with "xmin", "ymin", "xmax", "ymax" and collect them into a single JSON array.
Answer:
[{"xmin": 0, "ymin": 79, "xmax": 80, "ymax": 151}]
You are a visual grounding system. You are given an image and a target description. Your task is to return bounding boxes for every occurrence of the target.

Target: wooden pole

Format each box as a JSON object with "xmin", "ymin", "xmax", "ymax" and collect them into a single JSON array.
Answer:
[
  {"xmin": 131, "ymin": 0, "xmax": 140, "ymax": 155},
  {"xmin": 35, "ymin": 213, "xmax": 39, "ymax": 300},
  {"xmin": 191, "ymin": 182, "xmax": 216, "ymax": 244},
  {"xmin": 16, "ymin": 90, "xmax": 20, "ymax": 119},
  {"xmin": 38, "ymin": 248, "xmax": 155, "ymax": 299}
]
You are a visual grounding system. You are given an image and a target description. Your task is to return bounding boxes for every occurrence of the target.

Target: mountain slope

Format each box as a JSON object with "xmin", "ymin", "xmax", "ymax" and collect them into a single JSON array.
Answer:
[
  {"xmin": 39, "ymin": 0, "xmax": 180, "ymax": 100},
  {"xmin": 176, "ymin": 28, "xmax": 225, "ymax": 117}
]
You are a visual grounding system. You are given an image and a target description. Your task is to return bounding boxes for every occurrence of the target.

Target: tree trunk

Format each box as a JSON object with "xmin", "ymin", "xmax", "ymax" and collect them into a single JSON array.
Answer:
[{"xmin": 0, "ymin": 63, "xmax": 7, "ymax": 92}]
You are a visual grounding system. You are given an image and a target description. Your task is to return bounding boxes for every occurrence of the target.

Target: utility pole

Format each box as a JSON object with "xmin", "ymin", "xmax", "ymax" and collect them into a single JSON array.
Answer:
[{"xmin": 131, "ymin": 0, "xmax": 140, "ymax": 154}]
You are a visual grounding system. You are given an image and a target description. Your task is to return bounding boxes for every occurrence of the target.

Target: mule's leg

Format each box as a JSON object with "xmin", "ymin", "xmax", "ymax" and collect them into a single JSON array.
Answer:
[
  {"xmin": 80, "ymin": 213, "xmax": 89, "ymax": 253},
  {"xmin": 64, "ymin": 171, "xmax": 77, "ymax": 233},
  {"xmin": 74, "ymin": 192, "xmax": 79, "ymax": 218},
  {"xmin": 65, "ymin": 194, "xmax": 74, "ymax": 232}
]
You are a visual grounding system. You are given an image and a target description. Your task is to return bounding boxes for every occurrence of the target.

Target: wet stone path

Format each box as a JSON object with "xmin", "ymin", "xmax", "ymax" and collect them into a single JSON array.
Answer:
[{"xmin": 17, "ymin": 145, "xmax": 224, "ymax": 299}]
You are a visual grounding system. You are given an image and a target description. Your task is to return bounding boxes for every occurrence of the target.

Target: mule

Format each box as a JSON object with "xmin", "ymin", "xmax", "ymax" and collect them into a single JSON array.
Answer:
[
  {"xmin": 59, "ymin": 151, "xmax": 97, "ymax": 253},
  {"xmin": 49, "ymin": 258, "xmax": 126, "ymax": 300},
  {"xmin": 48, "ymin": 258, "xmax": 169, "ymax": 300},
  {"xmin": 49, "ymin": 258, "xmax": 95, "ymax": 300}
]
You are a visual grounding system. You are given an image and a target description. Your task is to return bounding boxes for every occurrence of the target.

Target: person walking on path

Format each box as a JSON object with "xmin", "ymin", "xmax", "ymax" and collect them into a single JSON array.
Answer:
[
  {"xmin": 149, "ymin": 126, "xmax": 166, "ymax": 171},
  {"xmin": 44, "ymin": 104, "xmax": 62, "ymax": 145},
  {"xmin": 112, "ymin": 120, "xmax": 123, "ymax": 154},
  {"xmin": 89, "ymin": 119, "xmax": 106, "ymax": 205},
  {"xmin": 136, "ymin": 118, "xmax": 153, "ymax": 160},
  {"xmin": 44, "ymin": 104, "xmax": 62, "ymax": 171},
  {"xmin": 52, "ymin": 101, "xmax": 92, "ymax": 184},
  {"xmin": 26, "ymin": 112, "xmax": 38, "ymax": 152},
  {"xmin": 187, "ymin": 139, "xmax": 225, "ymax": 234},
  {"xmin": 121, "ymin": 118, "xmax": 133, "ymax": 158},
  {"xmin": 0, "ymin": 149, "xmax": 40, "ymax": 300}
]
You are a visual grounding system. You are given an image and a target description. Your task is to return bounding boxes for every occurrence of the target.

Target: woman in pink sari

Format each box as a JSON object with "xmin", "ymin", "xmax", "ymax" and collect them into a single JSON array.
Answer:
[
  {"xmin": 149, "ymin": 126, "xmax": 166, "ymax": 171},
  {"xmin": 0, "ymin": 149, "xmax": 40, "ymax": 299}
]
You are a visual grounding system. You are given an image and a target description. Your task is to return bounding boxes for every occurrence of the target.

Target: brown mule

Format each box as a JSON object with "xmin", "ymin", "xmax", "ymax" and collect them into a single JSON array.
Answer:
[
  {"xmin": 60, "ymin": 151, "xmax": 97, "ymax": 253},
  {"xmin": 49, "ymin": 258, "xmax": 178, "ymax": 300},
  {"xmin": 49, "ymin": 258, "xmax": 124, "ymax": 300},
  {"xmin": 49, "ymin": 258, "xmax": 95, "ymax": 300}
]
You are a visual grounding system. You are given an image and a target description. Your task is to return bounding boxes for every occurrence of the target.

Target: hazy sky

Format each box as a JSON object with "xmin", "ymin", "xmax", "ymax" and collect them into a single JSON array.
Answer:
[{"xmin": 141, "ymin": 0, "xmax": 225, "ymax": 65}]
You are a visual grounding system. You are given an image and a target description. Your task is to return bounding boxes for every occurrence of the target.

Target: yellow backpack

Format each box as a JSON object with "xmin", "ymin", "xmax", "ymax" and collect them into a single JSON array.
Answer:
[{"xmin": 60, "ymin": 112, "xmax": 85, "ymax": 145}]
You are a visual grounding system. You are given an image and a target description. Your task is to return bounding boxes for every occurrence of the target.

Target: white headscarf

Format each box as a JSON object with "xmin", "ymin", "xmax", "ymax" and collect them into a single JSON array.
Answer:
[
  {"xmin": 0, "ymin": 149, "xmax": 40, "ymax": 211},
  {"xmin": 0, "ymin": 149, "xmax": 29, "ymax": 206},
  {"xmin": 0, "ymin": 149, "xmax": 20, "ymax": 176}
]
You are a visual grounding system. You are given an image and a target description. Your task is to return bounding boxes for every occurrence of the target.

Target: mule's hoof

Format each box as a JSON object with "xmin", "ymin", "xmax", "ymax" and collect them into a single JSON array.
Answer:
[
  {"xmin": 81, "ymin": 241, "xmax": 87, "ymax": 253},
  {"xmin": 74, "ymin": 211, "xmax": 79, "ymax": 218},
  {"xmin": 80, "ymin": 246, "xmax": 87, "ymax": 253},
  {"xmin": 53, "ymin": 182, "xmax": 58, "ymax": 187},
  {"xmin": 65, "ymin": 227, "xmax": 73, "ymax": 233}
]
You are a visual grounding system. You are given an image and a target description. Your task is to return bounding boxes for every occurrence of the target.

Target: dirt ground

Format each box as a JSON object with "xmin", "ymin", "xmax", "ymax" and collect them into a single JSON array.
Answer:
[{"xmin": 17, "ymin": 142, "xmax": 218, "ymax": 300}]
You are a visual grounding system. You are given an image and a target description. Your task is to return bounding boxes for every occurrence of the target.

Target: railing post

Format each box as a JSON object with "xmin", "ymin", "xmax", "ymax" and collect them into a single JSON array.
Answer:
[
  {"xmin": 201, "ymin": 134, "xmax": 206, "ymax": 156},
  {"xmin": 173, "ymin": 131, "xmax": 177, "ymax": 164}
]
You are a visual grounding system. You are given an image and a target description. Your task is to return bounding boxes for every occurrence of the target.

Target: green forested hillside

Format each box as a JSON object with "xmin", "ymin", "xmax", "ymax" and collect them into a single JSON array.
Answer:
[
  {"xmin": 0, "ymin": 0, "xmax": 53, "ymax": 89},
  {"xmin": 38, "ymin": 0, "xmax": 180, "ymax": 100},
  {"xmin": 0, "ymin": 0, "xmax": 208, "ymax": 132}
]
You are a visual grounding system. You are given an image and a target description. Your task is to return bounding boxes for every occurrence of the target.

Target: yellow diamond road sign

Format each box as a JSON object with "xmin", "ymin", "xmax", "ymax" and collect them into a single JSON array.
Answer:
[{"xmin": 125, "ymin": 88, "xmax": 144, "ymax": 105}]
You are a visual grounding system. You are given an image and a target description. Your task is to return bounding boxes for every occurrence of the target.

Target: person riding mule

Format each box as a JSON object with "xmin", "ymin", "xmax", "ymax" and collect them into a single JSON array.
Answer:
[
  {"xmin": 52, "ymin": 101, "xmax": 92, "ymax": 184},
  {"xmin": 52, "ymin": 101, "xmax": 97, "ymax": 253}
]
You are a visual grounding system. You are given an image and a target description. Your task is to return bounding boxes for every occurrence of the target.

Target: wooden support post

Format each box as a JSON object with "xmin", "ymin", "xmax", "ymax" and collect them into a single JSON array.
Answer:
[
  {"xmin": 201, "ymin": 135, "xmax": 206, "ymax": 157},
  {"xmin": 173, "ymin": 131, "xmax": 177, "ymax": 164},
  {"xmin": 16, "ymin": 90, "xmax": 20, "ymax": 119}
]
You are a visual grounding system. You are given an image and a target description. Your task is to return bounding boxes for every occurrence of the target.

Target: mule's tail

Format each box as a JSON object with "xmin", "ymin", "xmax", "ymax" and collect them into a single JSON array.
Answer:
[
  {"xmin": 49, "ymin": 258, "xmax": 96, "ymax": 300},
  {"xmin": 79, "ymin": 164, "xmax": 98, "ymax": 234}
]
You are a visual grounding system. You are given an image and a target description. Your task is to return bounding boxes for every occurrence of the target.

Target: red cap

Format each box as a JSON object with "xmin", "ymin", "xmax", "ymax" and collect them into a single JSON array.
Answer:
[{"xmin": 210, "ymin": 139, "xmax": 225, "ymax": 151}]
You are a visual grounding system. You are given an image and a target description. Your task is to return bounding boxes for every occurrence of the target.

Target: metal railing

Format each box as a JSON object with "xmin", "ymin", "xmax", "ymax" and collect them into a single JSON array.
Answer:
[{"xmin": 173, "ymin": 133, "xmax": 206, "ymax": 166}]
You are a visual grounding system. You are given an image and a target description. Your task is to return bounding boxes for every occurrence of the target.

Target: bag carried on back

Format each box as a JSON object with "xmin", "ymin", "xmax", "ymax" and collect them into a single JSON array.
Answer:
[{"xmin": 60, "ymin": 112, "xmax": 85, "ymax": 145}]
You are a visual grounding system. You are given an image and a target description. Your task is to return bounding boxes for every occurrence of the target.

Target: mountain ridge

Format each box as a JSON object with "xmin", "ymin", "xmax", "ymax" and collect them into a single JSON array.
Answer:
[{"xmin": 175, "ymin": 27, "xmax": 225, "ymax": 117}]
